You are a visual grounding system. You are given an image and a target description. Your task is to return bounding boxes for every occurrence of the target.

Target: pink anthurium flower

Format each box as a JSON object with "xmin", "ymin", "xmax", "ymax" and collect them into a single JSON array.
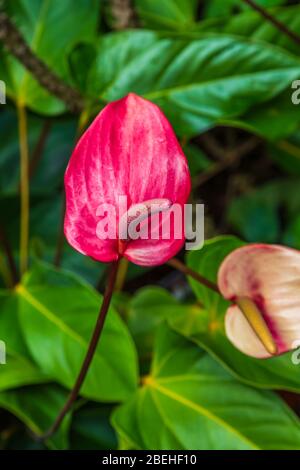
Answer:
[
  {"xmin": 64, "ymin": 93, "xmax": 191, "ymax": 266},
  {"xmin": 218, "ymin": 244, "xmax": 300, "ymax": 358}
]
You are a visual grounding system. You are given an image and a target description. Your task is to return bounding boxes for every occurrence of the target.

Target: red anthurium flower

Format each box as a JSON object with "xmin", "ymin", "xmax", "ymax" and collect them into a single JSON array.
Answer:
[
  {"xmin": 64, "ymin": 93, "xmax": 191, "ymax": 266},
  {"xmin": 218, "ymin": 244, "xmax": 300, "ymax": 358}
]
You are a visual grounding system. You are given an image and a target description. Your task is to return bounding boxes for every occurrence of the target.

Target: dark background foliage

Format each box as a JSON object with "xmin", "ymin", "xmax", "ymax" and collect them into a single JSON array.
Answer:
[{"xmin": 0, "ymin": 0, "xmax": 300, "ymax": 450}]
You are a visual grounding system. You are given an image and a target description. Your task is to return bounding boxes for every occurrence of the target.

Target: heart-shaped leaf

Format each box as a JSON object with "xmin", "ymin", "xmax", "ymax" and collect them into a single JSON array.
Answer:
[
  {"xmin": 0, "ymin": 290, "xmax": 49, "ymax": 391},
  {"xmin": 88, "ymin": 31, "xmax": 300, "ymax": 137},
  {"xmin": 0, "ymin": 384, "xmax": 70, "ymax": 449},
  {"xmin": 113, "ymin": 325, "xmax": 300, "ymax": 449},
  {"xmin": 17, "ymin": 262, "xmax": 138, "ymax": 402}
]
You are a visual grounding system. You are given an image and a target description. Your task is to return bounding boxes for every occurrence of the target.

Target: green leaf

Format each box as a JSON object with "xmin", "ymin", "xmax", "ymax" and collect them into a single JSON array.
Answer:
[
  {"xmin": 223, "ymin": 5, "xmax": 300, "ymax": 56},
  {"xmin": 1, "ymin": 0, "xmax": 99, "ymax": 114},
  {"xmin": 254, "ymin": 0, "xmax": 287, "ymax": 5},
  {"xmin": 227, "ymin": 179, "xmax": 300, "ymax": 243},
  {"xmin": 187, "ymin": 236, "xmax": 243, "ymax": 310},
  {"xmin": 88, "ymin": 31, "xmax": 300, "ymax": 137},
  {"xmin": 68, "ymin": 43, "xmax": 97, "ymax": 93},
  {"xmin": 236, "ymin": 89, "xmax": 300, "ymax": 141},
  {"xmin": 204, "ymin": 5, "xmax": 300, "ymax": 140},
  {"xmin": 134, "ymin": 0, "xmax": 199, "ymax": 31},
  {"xmin": 0, "ymin": 290, "xmax": 29, "ymax": 356},
  {"xmin": 113, "ymin": 325, "xmax": 300, "ymax": 450},
  {"xmin": 59, "ymin": 245, "xmax": 107, "ymax": 288},
  {"xmin": 284, "ymin": 214, "xmax": 300, "ymax": 250},
  {"xmin": 0, "ymin": 384, "xmax": 70, "ymax": 449},
  {"xmin": 183, "ymin": 236, "xmax": 300, "ymax": 392},
  {"xmin": 203, "ymin": 1, "xmax": 286, "ymax": 21},
  {"xmin": 0, "ymin": 355, "xmax": 49, "ymax": 392},
  {"xmin": 17, "ymin": 262, "xmax": 138, "ymax": 402},
  {"xmin": 0, "ymin": 290, "xmax": 49, "ymax": 391},
  {"xmin": 128, "ymin": 286, "xmax": 190, "ymax": 358},
  {"xmin": 70, "ymin": 404, "xmax": 117, "ymax": 450},
  {"xmin": 202, "ymin": 0, "xmax": 240, "ymax": 19},
  {"xmin": 227, "ymin": 190, "xmax": 280, "ymax": 243}
]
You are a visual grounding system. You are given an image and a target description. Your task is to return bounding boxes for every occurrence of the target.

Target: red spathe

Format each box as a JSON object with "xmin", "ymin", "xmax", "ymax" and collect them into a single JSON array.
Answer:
[{"xmin": 64, "ymin": 93, "xmax": 191, "ymax": 266}]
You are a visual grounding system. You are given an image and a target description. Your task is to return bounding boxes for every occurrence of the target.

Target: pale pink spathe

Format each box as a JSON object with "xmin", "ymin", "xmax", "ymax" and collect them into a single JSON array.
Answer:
[
  {"xmin": 218, "ymin": 244, "xmax": 300, "ymax": 358},
  {"xmin": 64, "ymin": 93, "xmax": 191, "ymax": 266}
]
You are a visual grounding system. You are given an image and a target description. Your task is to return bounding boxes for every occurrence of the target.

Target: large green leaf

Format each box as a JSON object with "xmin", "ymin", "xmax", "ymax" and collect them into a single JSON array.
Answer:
[
  {"xmin": 0, "ymin": 290, "xmax": 49, "ymax": 391},
  {"xmin": 0, "ymin": 290, "xmax": 29, "ymax": 356},
  {"xmin": 128, "ymin": 286, "xmax": 191, "ymax": 358},
  {"xmin": 0, "ymin": 384, "xmax": 70, "ymax": 449},
  {"xmin": 1, "ymin": 0, "xmax": 99, "ymax": 114},
  {"xmin": 235, "ymin": 89, "xmax": 300, "ymax": 141},
  {"xmin": 206, "ymin": 5, "xmax": 300, "ymax": 139},
  {"xmin": 134, "ymin": 0, "xmax": 199, "ymax": 31},
  {"xmin": 17, "ymin": 262, "xmax": 138, "ymax": 402},
  {"xmin": 182, "ymin": 236, "xmax": 300, "ymax": 392},
  {"xmin": 201, "ymin": 5, "xmax": 299, "ymax": 55},
  {"xmin": 88, "ymin": 30, "xmax": 300, "ymax": 137},
  {"xmin": 202, "ymin": 0, "xmax": 240, "ymax": 19},
  {"xmin": 113, "ymin": 325, "xmax": 300, "ymax": 450},
  {"xmin": 0, "ymin": 355, "xmax": 48, "ymax": 392}
]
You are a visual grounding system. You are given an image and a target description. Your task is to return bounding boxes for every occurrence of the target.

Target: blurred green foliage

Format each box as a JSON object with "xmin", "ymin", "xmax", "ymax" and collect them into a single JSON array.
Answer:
[{"xmin": 1, "ymin": 0, "xmax": 300, "ymax": 451}]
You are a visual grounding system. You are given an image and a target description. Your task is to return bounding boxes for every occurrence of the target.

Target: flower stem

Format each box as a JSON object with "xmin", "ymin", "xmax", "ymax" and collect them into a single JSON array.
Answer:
[
  {"xmin": 17, "ymin": 103, "xmax": 29, "ymax": 276},
  {"xmin": 115, "ymin": 257, "xmax": 129, "ymax": 292},
  {"xmin": 36, "ymin": 259, "xmax": 120, "ymax": 441},
  {"xmin": 168, "ymin": 257, "xmax": 220, "ymax": 294}
]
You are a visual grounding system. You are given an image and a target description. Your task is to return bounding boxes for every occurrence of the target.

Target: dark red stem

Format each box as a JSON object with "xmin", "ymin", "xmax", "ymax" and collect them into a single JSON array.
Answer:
[
  {"xmin": 36, "ymin": 259, "xmax": 120, "ymax": 440},
  {"xmin": 168, "ymin": 257, "xmax": 220, "ymax": 294}
]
